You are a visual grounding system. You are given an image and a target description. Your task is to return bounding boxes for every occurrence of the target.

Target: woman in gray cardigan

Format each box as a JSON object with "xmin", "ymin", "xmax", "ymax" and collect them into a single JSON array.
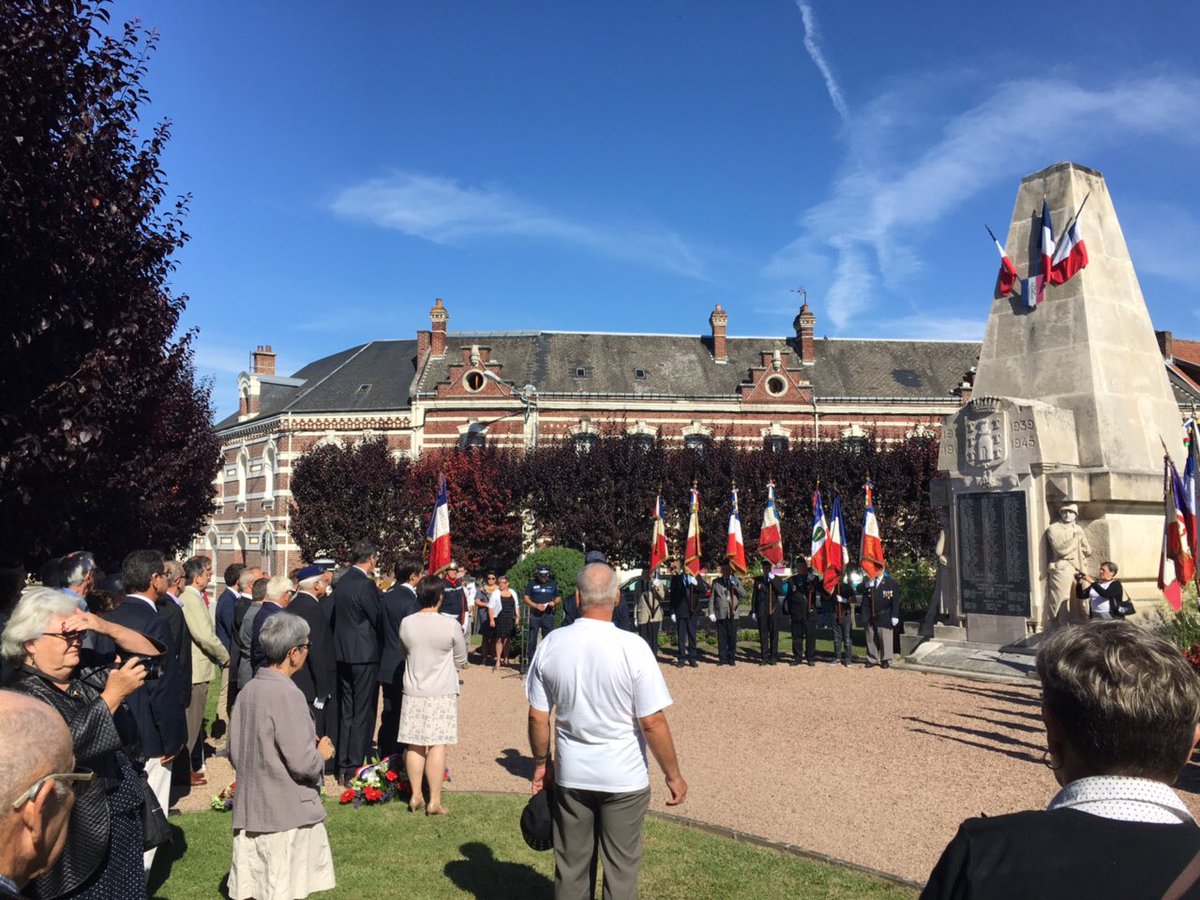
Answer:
[{"xmin": 229, "ymin": 613, "xmax": 336, "ymax": 900}]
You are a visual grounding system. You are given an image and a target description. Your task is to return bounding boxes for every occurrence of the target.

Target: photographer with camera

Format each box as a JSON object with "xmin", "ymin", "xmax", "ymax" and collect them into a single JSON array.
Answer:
[
  {"xmin": 2, "ymin": 585, "xmax": 164, "ymax": 897},
  {"xmin": 1076, "ymin": 562, "xmax": 1129, "ymax": 620}
]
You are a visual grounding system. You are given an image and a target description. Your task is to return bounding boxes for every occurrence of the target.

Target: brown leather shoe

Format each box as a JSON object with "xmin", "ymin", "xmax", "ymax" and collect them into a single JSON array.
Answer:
[{"xmin": 189, "ymin": 772, "xmax": 208, "ymax": 786}]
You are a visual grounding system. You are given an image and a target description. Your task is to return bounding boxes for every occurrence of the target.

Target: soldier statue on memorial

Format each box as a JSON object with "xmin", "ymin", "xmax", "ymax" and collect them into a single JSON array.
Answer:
[{"xmin": 1043, "ymin": 502, "xmax": 1090, "ymax": 629}]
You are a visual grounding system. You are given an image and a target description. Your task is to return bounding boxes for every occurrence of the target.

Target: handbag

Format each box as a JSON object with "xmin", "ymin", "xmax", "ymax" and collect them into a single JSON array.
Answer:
[
  {"xmin": 1114, "ymin": 598, "xmax": 1136, "ymax": 618},
  {"xmin": 140, "ymin": 771, "xmax": 172, "ymax": 851}
]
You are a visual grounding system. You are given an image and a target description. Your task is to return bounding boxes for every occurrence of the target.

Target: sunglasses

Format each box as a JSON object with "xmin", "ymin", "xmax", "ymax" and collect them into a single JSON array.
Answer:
[
  {"xmin": 11, "ymin": 767, "xmax": 95, "ymax": 810},
  {"xmin": 42, "ymin": 631, "xmax": 86, "ymax": 644}
]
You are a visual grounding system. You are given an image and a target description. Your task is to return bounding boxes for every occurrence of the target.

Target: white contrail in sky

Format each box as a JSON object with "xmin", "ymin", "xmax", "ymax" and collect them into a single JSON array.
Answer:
[{"xmin": 795, "ymin": 0, "xmax": 849, "ymax": 121}]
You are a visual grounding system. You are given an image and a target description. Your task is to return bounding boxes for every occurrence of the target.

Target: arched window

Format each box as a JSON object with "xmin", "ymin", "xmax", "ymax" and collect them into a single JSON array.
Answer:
[
  {"xmin": 683, "ymin": 434, "xmax": 712, "ymax": 457},
  {"xmin": 764, "ymin": 435, "xmax": 789, "ymax": 454},
  {"xmin": 206, "ymin": 529, "xmax": 220, "ymax": 577},
  {"xmin": 461, "ymin": 425, "xmax": 487, "ymax": 450},
  {"xmin": 260, "ymin": 529, "xmax": 275, "ymax": 574},
  {"xmin": 574, "ymin": 433, "xmax": 598, "ymax": 455},
  {"xmin": 235, "ymin": 528, "xmax": 249, "ymax": 565}
]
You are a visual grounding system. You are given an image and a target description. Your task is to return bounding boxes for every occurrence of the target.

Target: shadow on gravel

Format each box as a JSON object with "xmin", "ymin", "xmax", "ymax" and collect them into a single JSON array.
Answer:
[
  {"xmin": 956, "ymin": 712, "xmax": 1046, "ymax": 736},
  {"xmin": 445, "ymin": 842, "xmax": 552, "ymax": 899},
  {"xmin": 980, "ymin": 705, "xmax": 1043, "ymax": 722},
  {"xmin": 908, "ymin": 726, "xmax": 1043, "ymax": 765},
  {"xmin": 903, "ymin": 716, "xmax": 1043, "ymax": 752},
  {"xmin": 938, "ymin": 683, "xmax": 1041, "ymax": 708},
  {"xmin": 496, "ymin": 748, "xmax": 534, "ymax": 779}
]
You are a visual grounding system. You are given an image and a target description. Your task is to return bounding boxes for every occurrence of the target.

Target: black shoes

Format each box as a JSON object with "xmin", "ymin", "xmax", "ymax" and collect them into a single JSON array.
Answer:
[
  {"xmin": 881, "ymin": 661, "xmax": 891, "ymax": 669},
  {"xmin": 689, "ymin": 660, "xmax": 699, "ymax": 668}
]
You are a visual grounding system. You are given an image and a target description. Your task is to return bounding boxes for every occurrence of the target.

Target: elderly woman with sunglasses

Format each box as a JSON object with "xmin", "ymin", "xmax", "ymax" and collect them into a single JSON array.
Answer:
[
  {"xmin": 1, "ymin": 586, "xmax": 163, "ymax": 899},
  {"xmin": 229, "ymin": 612, "xmax": 336, "ymax": 900}
]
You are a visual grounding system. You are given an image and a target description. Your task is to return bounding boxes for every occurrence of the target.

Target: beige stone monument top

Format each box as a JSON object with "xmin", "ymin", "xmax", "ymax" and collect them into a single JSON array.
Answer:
[{"xmin": 974, "ymin": 161, "xmax": 1181, "ymax": 474}]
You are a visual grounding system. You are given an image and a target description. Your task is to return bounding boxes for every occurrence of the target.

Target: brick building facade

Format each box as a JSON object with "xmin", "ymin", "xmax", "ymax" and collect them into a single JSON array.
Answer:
[{"xmin": 196, "ymin": 299, "xmax": 1198, "ymax": 576}]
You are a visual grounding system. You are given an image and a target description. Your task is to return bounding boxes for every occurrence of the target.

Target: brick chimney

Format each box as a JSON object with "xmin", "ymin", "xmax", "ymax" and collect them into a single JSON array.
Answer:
[
  {"xmin": 1157, "ymin": 330, "xmax": 1174, "ymax": 360},
  {"xmin": 251, "ymin": 344, "xmax": 276, "ymax": 376},
  {"xmin": 793, "ymin": 303, "xmax": 816, "ymax": 364},
  {"xmin": 430, "ymin": 298, "xmax": 449, "ymax": 357},
  {"xmin": 709, "ymin": 304, "xmax": 728, "ymax": 363}
]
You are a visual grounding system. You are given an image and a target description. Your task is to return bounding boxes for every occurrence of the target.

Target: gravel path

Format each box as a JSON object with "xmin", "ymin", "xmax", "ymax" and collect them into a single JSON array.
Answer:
[{"xmin": 179, "ymin": 652, "xmax": 1200, "ymax": 884}]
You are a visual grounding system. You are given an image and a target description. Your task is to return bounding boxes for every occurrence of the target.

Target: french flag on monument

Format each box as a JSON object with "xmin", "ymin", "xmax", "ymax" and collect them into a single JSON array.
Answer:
[
  {"xmin": 1185, "ymin": 420, "xmax": 1200, "ymax": 575},
  {"xmin": 757, "ymin": 482, "xmax": 784, "ymax": 566},
  {"xmin": 684, "ymin": 485, "xmax": 702, "ymax": 576},
  {"xmin": 1036, "ymin": 199, "xmax": 1054, "ymax": 305},
  {"xmin": 649, "ymin": 494, "xmax": 668, "ymax": 572},
  {"xmin": 859, "ymin": 481, "xmax": 885, "ymax": 580},
  {"xmin": 726, "ymin": 485, "xmax": 748, "ymax": 574},
  {"xmin": 1049, "ymin": 195, "xmax": 1089, "ymax": 285},
  {"xmin": 426, "ymin": 473, "xmax": 452, "ymax": 575},
  {"xmin": 824, "ymin": 496, "xmax": 849, "ymax": 593},
  {"xmin": 986, "ymin": 225, "xmax": 1021, "ymax": 298}
]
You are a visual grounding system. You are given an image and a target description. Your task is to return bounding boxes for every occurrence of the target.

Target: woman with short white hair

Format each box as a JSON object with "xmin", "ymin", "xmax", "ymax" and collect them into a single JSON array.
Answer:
[{"xmin": 229, "ymin": 612, "xmax": 336, "ymax": 900}]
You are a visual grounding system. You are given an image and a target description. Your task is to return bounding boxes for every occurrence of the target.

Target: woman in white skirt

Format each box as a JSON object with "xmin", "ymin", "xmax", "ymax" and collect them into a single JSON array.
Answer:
[
  {"xmin": 399, "ymin": 575, "xmax": 468, "ymax": 815},
  {"xmin": 229, "ymin": 612, "xmax": 336, "ymax": 900}
]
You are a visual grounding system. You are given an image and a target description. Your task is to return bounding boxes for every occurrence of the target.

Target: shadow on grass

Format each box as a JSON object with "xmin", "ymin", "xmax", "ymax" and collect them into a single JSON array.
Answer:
[{"xmin": 444, "ymin": 842, "xmax": 553, "ymax": 899}]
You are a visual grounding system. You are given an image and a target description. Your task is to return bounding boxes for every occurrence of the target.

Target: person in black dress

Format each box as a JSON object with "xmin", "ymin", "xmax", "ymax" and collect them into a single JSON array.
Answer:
[{"xmin": 491, "ymin": 576, "xmax": 519, "ymax": 672}]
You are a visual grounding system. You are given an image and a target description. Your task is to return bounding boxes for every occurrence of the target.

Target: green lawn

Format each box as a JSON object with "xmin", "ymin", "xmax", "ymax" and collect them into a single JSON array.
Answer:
[{"xmin": 154, "ymin": 794, "xmax": 915, "ymax": 899}]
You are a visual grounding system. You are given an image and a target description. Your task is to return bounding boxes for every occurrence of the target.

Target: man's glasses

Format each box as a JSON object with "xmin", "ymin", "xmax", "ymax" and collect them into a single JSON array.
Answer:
[
  {"xmin": 294, "ymin": 642, "xmax": 311, "ymax": 651},
  {"xmin": 11, "ymin": 767, "xmax": 95, "ymax": 810}
]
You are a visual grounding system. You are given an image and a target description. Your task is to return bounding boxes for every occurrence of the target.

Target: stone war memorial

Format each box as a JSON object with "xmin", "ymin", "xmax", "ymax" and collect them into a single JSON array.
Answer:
[{"xmin": 923, "ymin": 161, "xmax": 1185, "ymax": 652}]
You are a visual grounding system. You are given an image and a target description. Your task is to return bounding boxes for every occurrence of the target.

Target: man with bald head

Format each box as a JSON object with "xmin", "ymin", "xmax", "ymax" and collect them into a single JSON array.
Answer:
[
  {"xmin": 526, "ymin": 562, "xmax": 687, "ymax": 899},
  {"xmin": 0, "ymin": 690, "xmax": 78, "ymax": 897}
]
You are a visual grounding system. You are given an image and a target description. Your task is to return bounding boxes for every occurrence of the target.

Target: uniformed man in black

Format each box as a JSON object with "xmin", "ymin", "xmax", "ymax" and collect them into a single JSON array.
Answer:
[
  {"xmin": 523, "ymin": 566, "xmax": 561, "ymax": 656},
  {"xmin": 784, "ymin": 556, "xmax": 820, "ymax": 667},
  {"xmin": 862, "ymin": 568, "xmax": 902, "ymax": 668},
  {"xmin": 752, "ymin": 568, "xmax": 787, "ymax": 665},
  {"xmin": 668, "ymin": 559, "xmax": 701, "ymax": 668}
]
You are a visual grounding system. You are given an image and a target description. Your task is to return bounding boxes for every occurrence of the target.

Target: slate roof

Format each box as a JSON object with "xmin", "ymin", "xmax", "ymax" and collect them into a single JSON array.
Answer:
[
  {"xmin": 415, "ymin": 332, "xmax": 979, "ymax": 400},
  {"xmin": 1168, "ymin": 365, "xmax": 1200, "ymax": 408}
]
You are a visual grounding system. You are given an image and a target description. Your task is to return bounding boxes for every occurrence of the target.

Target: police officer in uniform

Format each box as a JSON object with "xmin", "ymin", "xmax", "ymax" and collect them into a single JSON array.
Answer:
[
  {"xmin": 752, "ymin": 568, "xmax": 787, "ymax": 665},
  {"xmin": 523, "ymin": 565, "xmax": 562, "ymax": 657},
  {"xmin": 785, "ymin": 557, "xmax": 820, "ymax": 667},
  {"xmin": 862, "ymin": 567, "xmax": 902, "ymax": 669}
]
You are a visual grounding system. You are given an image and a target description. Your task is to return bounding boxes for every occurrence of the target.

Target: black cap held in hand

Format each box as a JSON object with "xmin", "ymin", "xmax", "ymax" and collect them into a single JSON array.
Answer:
[{"xmin": 521, "ymin": 789, "xmax": 554, "ymax": 852}]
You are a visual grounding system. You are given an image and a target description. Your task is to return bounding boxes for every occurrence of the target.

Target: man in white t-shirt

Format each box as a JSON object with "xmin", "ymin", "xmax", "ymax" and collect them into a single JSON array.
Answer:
[{"xmin": 526, "ymin": 562, "xmax": 687, "ymax": 899}]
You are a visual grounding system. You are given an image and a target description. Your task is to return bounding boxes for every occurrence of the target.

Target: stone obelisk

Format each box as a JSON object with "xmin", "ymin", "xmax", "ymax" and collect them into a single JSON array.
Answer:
[{"xmin": 932, "ymin": 162, "xmax": 1182, "ymax": 641}]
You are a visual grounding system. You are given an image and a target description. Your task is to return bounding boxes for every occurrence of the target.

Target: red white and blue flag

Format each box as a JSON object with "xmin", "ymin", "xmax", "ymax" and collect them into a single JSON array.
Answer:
[
  {"xmin": 1036, "ymin": 199, "xmax": 1054, "ymax": 306},
  {"xmin": 810, "ymin": 490, "xmax": 829, "ymax": 579},
  {"xmin": 824, "ymin": 496, "xmax": 849, "ymax": 593},
  {"xmin": 1160, "ymin": 456, "xmax": 1196, "ymax": 611},
  {"xmin": 859, "ymin": 481, "xmax": 885, "ymax": 580},
  {"xmin": 726, "ymin": 485, "xmax": 748, "ymax": 574},
  {"xmin": 986, "ymin": 225, "xmax": 1021, "ymax": 298},
  {"xmin": 1184, "ymin": 420, "xmax": 1199, "ymax": 582},
  {"xmin": 757, "ymin": 482, "xmax": 784, "ymax": 566},
  {"xmin": 684, "ymin": 485, "xmax": 702, "ymax": 576},
  {"xmin": 1050, "ymin": 194, "xmax": 1090, "ymax": 286},
  {"xmin": 425, "ymin": 473, "xmax": 452, "ymax": 575},
  {"xmin": 650, "ymin": 494, "xmax": 668, "ymax": 572}
]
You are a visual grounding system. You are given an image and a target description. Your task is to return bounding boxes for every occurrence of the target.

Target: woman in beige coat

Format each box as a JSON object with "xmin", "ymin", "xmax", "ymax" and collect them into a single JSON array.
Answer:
[{"xmin": 229, "ymin": 612, "xmax": 336, "ymax": 900}]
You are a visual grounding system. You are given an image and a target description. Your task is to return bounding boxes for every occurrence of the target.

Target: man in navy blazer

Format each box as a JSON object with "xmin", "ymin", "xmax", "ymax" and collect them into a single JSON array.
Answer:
[
  {"xmin": 377, "ymin": 559, "xmax": 421, "ymax": 759},
  {"xmin": 106, "ymin": 549, "xmax": 187, "ymax": 869},
  {"xmin": 332, "ymin": 540, "xmax": 384, "ymax": 783}
]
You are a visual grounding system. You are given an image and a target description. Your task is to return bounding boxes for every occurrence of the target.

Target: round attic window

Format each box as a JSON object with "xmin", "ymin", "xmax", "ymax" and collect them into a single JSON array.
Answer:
[
  {"xmin": 765, "ymin": 374, "xmax": 787, "ymax": 396},
  {"xmin": 464, "ymin": 370, "xmax": 485, "ymax": 392}
]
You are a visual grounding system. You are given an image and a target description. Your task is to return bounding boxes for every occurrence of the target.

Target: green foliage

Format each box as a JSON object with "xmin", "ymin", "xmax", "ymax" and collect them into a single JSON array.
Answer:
[
  {"xmin": 505, "ymin": 546, "xmax": 586, "ymax": 608},
  {"xmin": 888, "ymin": 553, "xmax": 936, "ymax": 621},
  {"xmin": 1153, "ymin": 602, "xmax": 1200, "ymax": 652}
]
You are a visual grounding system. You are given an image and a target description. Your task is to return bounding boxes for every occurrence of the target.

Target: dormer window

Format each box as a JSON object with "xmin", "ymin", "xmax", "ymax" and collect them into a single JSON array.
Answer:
[
  {"xmin": 573, "ymin": 367, "xmax": 591, "ymax": 379},
  {"xmin": 634, "ymin": 368, "xmax": 647, "ymax": 380}
]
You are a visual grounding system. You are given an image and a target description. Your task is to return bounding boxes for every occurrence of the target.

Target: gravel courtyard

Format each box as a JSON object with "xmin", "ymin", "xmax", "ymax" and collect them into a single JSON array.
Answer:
[{"xmin": 183, "ymin": 653, "xmax": 1200, "ymax": 885}]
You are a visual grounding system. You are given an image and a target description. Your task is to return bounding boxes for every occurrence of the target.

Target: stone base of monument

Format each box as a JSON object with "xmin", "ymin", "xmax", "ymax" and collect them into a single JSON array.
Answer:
[
  {"xmin": 900, "ymin": 637, "xmax": 1038, "ymax": 683},
  {"xmin": 966, "ymin": 613, "xmax": 1027, "ymax": 646}
]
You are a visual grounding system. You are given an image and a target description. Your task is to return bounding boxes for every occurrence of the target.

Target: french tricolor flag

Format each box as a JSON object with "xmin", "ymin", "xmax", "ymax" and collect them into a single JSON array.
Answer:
[
  {"xmin": 986, "ymin": 225, "xmax": 1021, "ymax": 298},
  {"xmin": 684, "ymin": 485, "xmax": 702, "ymax": 576},
  {"xmin": 649, "ymin": 494, "xmax": 668, "ymax": 572},
  {"xmin": 757, "ymin": 482, "xmax": 784, "ymax": 566},
  {"xmin": 726, "ymin": 485, "xmax": 748, "ymax": 574},
  {"xmin": 859, "ymin": 481, "xmax": 885, "ymax": 580},
  {"xmin": 1036, "ymin": 199, "xmax": 1054, "ymax": 305},
  {"xmin": 824, "ymin": 496, "xmax": 849, "ymax": 593},
  {"xmin": 426, "ymin": 473, "xmax": 452, "ymax": 575},
  {"xmin": 1049, "ymin": 194, "xmax": 1090, "ymax": 286}
]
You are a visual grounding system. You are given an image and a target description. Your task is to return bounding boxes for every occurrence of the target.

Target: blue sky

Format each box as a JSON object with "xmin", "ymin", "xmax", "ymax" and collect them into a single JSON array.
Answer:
[{"xmin": 109, "ymin": 1, "xmax": 1200, "ymax": 419}]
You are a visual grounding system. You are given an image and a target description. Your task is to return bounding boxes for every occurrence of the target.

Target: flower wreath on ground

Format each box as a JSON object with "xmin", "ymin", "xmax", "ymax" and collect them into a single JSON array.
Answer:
[
  {"xmin": 338, "ymin": 754, "xmax": 452, "ymax": 808},
  {"xmin": 211, "ymin": 781, "xmax": 236, "ymax": 812}
]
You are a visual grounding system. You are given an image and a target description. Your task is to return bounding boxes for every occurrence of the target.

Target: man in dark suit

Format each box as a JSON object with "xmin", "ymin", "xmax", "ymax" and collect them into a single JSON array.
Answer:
[
  {"xmin": 249, "ymin": 575, "xmax": 296, "ymax": 674},
  {"xmin": 106, "ymin": 549, "xmax": 187, "ymax": 869},
  {"xmin": 377, "ymin": 559, "xmax": 421, "ymax": 759},
  {"xmin": 862, "ymin": 568, "xmax": 902, "ymax": 669},
  {"xmin": 668, "ymin": 559, "xmax": 701, "ymax": 668},
  {"xmin": 289, "ymin": 565, "xmax": 338, "ymax": 741},
  {"xmin": 752, "ymin": 568, "xmax": 787, "ymax": 666},
  {"xmin": 333, "ymin": 540, "xmax": 383, "ymax": 784}
]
